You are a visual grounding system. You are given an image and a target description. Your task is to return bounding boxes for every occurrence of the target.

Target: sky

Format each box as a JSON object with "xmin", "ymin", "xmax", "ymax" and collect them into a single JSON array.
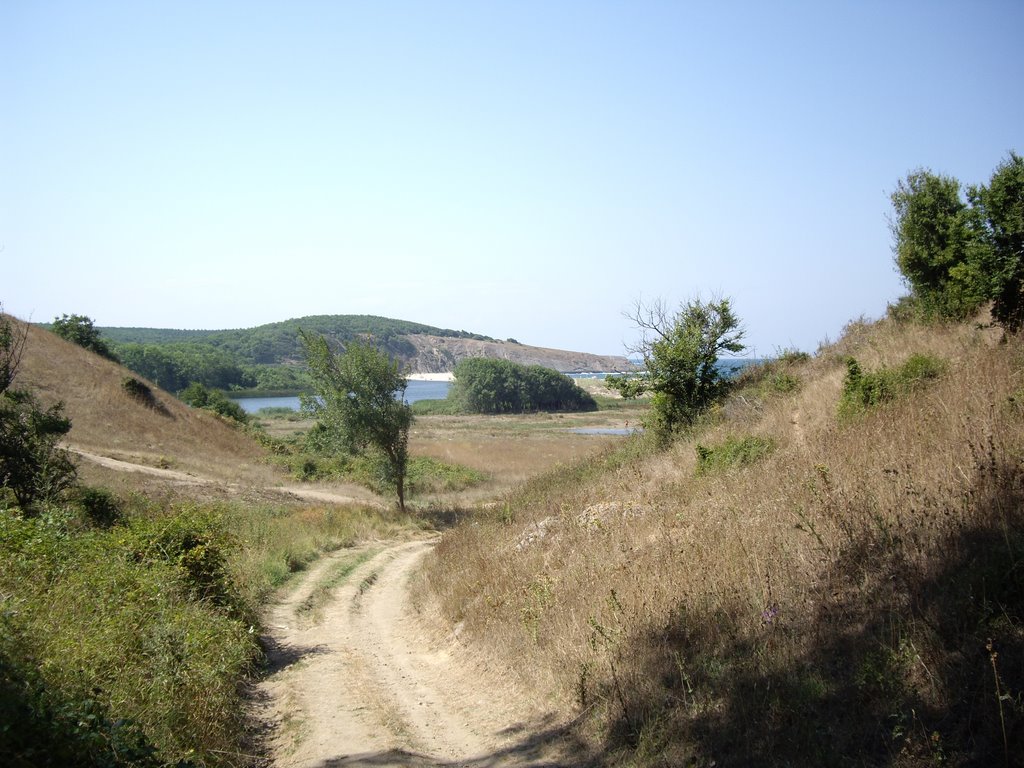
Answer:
[{"xmin": 2, "ymin": 1, "xmax": 1021, "ymax": 357}]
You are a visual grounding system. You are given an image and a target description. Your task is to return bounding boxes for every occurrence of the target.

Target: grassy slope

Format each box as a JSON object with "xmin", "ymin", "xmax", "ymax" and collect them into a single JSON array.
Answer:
[
  {"xmin": 422, "ymin": 316, "xmax": 1024, "ymax": 767},
  {"xmin": 15, "ymin": 320, "xmax": 273, "ymax": 484},
  {"xmin": 2, "ymin": 316, "xmax": 422, "ymax": 767}
]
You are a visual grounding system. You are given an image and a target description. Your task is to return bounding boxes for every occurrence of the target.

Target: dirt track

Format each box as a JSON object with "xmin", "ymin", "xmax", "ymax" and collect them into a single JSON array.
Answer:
[
  {"xmin": 70, "ymin": 448, "xmax": 382, "ymax": 507},
  {"xmin": 254, "ymin": 539, "xmax": 585, "ymax": 768}
]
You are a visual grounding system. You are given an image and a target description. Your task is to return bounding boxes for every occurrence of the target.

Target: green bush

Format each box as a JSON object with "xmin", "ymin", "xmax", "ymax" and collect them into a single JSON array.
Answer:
[
  {"xmin": 695, "ymin": 435, "xmax": 775, "ymax": 475},
  {"xmin": 50, "ymin": 313, "xmax": 119, "ymax": 362},
  {"xmin": 0, "ymin": 511, "xmax": 258, "ymax": 766},
  {"xmin": 840, "ymin": 353, "xmax": 946, "ymax": 417},
  {"xmin": 410, "ymin": 397, "xmax": 463, "ymax": 416},
  {"xmin": 733, "ymin": 349, "xmax": 807, "ymax": 398},
  {"xmin": 0, "ymin": 609, "xmax": 161, "ymax": 767},
  {"xmin": 179, "ymin": 382, "xmax": 248, "ymax": 424},
  {"xmin": 71, "ymin": 486, "xmax": 123, "ymax": 529},
  {"xmin": 449, "ymin": 358, "xmax": 597, "ymax": 414},
  {"xmin": 406, "ymin": 456, "xmax": 487, "ymax": 495},
  {"xmin": 128, "ymin": 507, "xmax": 253, "ymax": 623},
  {"xmin": 121, "ymin": 376, "xmax": 156, "ymax": 406}
]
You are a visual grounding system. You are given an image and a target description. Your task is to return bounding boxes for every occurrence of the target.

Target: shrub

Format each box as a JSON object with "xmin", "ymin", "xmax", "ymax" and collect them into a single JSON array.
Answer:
[
  {"xmin": 121, "ymin": 376, "xmax": 156, "ymax": 406},
  {"xmin": 450, "ymin": 358, "xmax": 597, "ymax": 414},
  {"xmin": 50, "ymin": 313, "xmax": 119, "ymax": 362},
  {"xmin": 0, "ymin": 392, "xmax": 76, "ymax": 514},
  {"xmin": 0, "ymin": 512, "xmax": 258, "ymax": 766},
  {"xmin": 733, "ymin": 348, "xmax": 807, "ymax": 398},
  {"xmin": 695, "ymin": 435, "xmax": 775, "ymax": 474},
  {"xmin": 179, "ymin": 382, "xmax": 248, "ymax": 424},
  {"xmin": 840, "ymin": 353, "xmax": 946, "ymax": 417},
  {"xmin": 71, "ymin": 486, "xmax": 123, "ymax": 529},
  {"xmin": 406, "ymin": 456, "xmax": 488, "ymax": 495}
]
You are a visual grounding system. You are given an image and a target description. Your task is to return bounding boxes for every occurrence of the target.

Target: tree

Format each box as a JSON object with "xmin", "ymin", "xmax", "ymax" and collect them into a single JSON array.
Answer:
[
  {"xmin": 890, "ymin": 170, "xmax": 992, "ymax": 321},
  {"xmin": 449, "ymin": 358, "xmax": 597, "ymax": 414},
  {"xmin": 299, "ymin": 332, "xmax": 412, "ymax": 510},
  {"xmin": 606, "ymin": 297, "xmax": 745, "ymax": 440},
  {"xmin": 973, "ymin": 152, "xmax": 1024, "ymax": 331},
  {"xmin": 1, "ymin": 311, "xmax": 77, "ymax": 512},
  {"xmin": 51, "ymin": 314, "xmax": 119, "ymax": 361}
]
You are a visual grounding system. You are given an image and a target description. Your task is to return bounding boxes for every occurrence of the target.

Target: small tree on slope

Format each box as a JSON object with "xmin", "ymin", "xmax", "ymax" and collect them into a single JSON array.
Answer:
[
  {"xmin": 299, "ymin": 331, "xmax": 412, "ymax": 510},
  {"xmin": 606, "ymin": 296, "xmax": 745, "ymax": 442}
]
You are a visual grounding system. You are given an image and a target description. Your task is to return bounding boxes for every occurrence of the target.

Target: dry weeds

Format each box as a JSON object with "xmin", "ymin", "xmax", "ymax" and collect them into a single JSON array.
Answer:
[{"xmin": 422, "ymin": 316, "xmax": 1024, "ymax": 765}]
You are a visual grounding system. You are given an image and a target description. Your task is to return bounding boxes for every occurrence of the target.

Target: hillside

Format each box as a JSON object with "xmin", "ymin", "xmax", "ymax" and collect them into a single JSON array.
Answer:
[
  {"xmin": 11, "ymin": 317, "xmax": 276, "ymax": 488},
  {"xmin": 97, "ymin": 314, "xmax": 632, "ymax": 375},
  {"xmin": 404, "ymin": 333, "xmax": 633, "ymax": 374},
  {"xmin": 422, "ymin": 314, "xmax": 1024, "ymax": 766}
]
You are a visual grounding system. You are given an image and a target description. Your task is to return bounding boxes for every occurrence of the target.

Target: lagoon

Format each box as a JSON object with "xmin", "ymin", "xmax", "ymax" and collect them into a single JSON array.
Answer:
[{"xmin": 232, "ymin": 379, "xmax": 452, "ymax": 414}]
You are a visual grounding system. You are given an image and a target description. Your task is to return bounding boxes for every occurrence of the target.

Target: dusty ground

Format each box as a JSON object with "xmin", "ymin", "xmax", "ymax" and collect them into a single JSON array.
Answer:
[{"xmin": 253, "ymin": 538, "xmax": 589, "ymax": 767}]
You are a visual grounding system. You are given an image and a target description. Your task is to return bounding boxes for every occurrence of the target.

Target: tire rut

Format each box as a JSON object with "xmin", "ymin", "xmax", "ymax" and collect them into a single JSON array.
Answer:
[{"xmin": 254, "ymin": 539, "xmax": 587, "ymax": 767}]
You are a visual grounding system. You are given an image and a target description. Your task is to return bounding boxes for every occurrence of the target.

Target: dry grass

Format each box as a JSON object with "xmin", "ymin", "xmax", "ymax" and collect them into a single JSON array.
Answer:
[
  {"xmin": 421, "ymin": 316, "xmax": 1024, "ymax": 766},
  {"xmin": 13, "ymin": 318, "xmax": 275, "ymax": 484},
  {"xmin": 253, "ymin": 398, "xmax": 646, "ymax": 506}
]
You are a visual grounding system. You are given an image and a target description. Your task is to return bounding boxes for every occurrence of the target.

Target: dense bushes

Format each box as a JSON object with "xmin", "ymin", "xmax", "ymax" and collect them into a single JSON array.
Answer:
[
  {"xmin": 179, "ymin": 382, "xmax": 248, "ymax": 424},
  {"xmin": 1, "ymin": 313, "xmax": 77, "ymax": 513},
  {"xmin": 50, "ymin": 314, "xmax": 120, "ymax": 362},
  {"xmin": 0, "ymin": 508, "xmax": 260, "ymax": 766},
  {"xmin": 115, "ymin": 343, "xmax": 255, "ymax": 393},
  {"xmin": 449, "ymin": 358, "xmax": 597, "ymax": 414},
  {"xmin": 695, "ymin": 434, "xmax": 775, "ymax": 474},
  {"xmin": 891, "ymin": 153, "xmax": 1024, "ymax": 329}
]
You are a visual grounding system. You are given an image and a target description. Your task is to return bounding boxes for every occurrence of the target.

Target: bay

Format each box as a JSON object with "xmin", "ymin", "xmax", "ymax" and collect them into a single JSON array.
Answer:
[{"xmin": 232, "ymin": 379, "xmax": 452, "ymax": 414}]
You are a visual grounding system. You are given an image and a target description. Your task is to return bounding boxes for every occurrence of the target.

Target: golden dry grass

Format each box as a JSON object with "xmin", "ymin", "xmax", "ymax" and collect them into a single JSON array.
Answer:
[
  {"xmin": 12, "ymin": 318, "xmax": 276, "ymax": 485},
  {"xmin": 420, "ymin": 317, "xmax": 1024, "ymax": 765}
]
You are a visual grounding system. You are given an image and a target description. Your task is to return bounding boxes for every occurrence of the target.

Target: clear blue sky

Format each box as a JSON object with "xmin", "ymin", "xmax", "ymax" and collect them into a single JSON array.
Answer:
[{"xmin": 2, "ymin": 1, "xmax": 1021, "ymax": 356}]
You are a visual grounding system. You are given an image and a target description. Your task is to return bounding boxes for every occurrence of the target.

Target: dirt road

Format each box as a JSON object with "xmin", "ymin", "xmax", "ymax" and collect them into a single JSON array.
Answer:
[
  {"xmin": 70, "ymin": 448, "xmax": 382, "ymax": 507},
  {"xmin": 254, "ymin": 539, "xmax": 585, "ymax": 767}
]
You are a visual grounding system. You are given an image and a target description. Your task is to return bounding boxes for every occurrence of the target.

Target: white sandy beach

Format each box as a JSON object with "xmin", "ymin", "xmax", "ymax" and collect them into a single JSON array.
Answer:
[{"xmin": 407, "ymin": 371, "xmax": 455, "ymax": 382}]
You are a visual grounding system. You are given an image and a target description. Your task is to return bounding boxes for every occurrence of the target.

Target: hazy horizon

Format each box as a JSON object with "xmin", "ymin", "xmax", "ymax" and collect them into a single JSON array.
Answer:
[{"xmin": 3, "ymin": 2, "xmax": 1021, "ymax": 357}]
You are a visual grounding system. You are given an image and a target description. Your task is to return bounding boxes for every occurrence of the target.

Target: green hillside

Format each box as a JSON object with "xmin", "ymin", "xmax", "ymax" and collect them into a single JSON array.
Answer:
[
  {"xmin": 76, "ymin": 315, "xmax": 498, "ymax": 394},
  {"xmin": 99, "ymin": 314, "xmax": 495, "ymax": 365}
]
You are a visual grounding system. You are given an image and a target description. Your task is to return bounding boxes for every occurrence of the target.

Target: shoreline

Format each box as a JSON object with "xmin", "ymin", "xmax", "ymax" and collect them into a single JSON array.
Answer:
[{"xmin": 407, "ymin": 372, "xmax": 455, "ymax": 382}]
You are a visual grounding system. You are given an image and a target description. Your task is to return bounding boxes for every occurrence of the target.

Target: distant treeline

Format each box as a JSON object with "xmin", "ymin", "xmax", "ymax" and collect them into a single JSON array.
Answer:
[
  {"xmin": 100, "ymin": 315, "xmax": 495, "ymax": 365},
  {"xmin": 89, "ymin": 315, "xmax": 496, "ymax": 394},
  {"xmin": 113, "ymin": 342, "xmax": 310, "ymax": 393}
]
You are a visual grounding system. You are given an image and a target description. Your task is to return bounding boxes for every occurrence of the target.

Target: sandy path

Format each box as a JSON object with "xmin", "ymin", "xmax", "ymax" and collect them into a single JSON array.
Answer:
[
  {"xmin": 70, "ymin": 447, "xmax": 380, "ymax": 507},
  {"xmin": 254, "ymin": 539, "xmax": 583, "ymax": 767}
]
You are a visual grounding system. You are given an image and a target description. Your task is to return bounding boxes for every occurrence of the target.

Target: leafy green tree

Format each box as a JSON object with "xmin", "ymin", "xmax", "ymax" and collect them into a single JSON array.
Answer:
[
  {"xmin": 450, "ymin": 358, "xmax": 597, "ymax": 414},
  {"xmin": 973, "ymin": 152, "xmax": 1024, "ymax": 331},
  {"xmin": 606, "ymin": 297, "xmax": 745, "ymax": 440},
  {"xmin": 51, "ymin": 314, "xmax": 119, "ymax": 361},
  {"xmin": 1, "ymin": 311, "xmax": 77, "ymax": 512},
  {"xmin": 299, "ymin": 332, "xmax": 412, "ymax": 510},
  {"xmin": 890, "ymin": 170, "xmax": 991, "ymax": 320}
]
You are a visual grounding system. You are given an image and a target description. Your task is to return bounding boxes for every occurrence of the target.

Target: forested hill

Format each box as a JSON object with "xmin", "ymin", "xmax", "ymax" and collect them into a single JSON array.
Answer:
[
  {"xmin": 99, "ymin": 315, "xmax": 496, "ymax": 365},
  {"xmin": 88, "ymin": 314, "xmax": 632, "ymax": 394}
]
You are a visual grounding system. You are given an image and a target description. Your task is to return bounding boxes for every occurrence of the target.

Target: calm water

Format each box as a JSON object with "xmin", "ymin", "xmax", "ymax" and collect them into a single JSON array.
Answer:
[
  {"xmin": 231, "ymin": 380, "xmax": 452, "ymax": 414},
  {"xmin": 233, "ymin": 361, "xmax": 761, "ymax": 415}
]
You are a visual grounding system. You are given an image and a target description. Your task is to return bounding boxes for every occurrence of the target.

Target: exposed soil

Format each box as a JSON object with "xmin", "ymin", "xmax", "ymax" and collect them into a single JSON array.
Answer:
[
  {"xmin": 71, "ymin": 448, "xmax": 384, "ymax": 507},
  {"xmin": 253, "ymin": 539, "xmax": 588, "ymax": 767}
]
